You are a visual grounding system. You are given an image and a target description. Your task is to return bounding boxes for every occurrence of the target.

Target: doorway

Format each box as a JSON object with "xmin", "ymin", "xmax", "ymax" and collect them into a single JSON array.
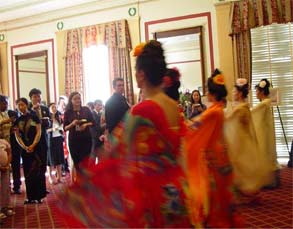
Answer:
[
  {"xmin": 15, "ymin": 50, "xmax": 49, "ymax": 104},
  {"xmin": 154, "ymin": 26, "xmax": 206, "ymax": 95}
]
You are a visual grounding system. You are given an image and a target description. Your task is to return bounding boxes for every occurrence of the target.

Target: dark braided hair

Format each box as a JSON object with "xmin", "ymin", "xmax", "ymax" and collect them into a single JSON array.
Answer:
[
  {"xmin": 207, "ymin": 68, "xmax": 227, "ymax": 102},
  {"xmin": 235, "ymin": 78, "xmax": 249, "ymax": 98},
  {"xmin": 135, "ymin": 40, "xmax": 167, "ymax": 86},
  {"xmin": 163, "ymin": 68, "xmax": 181, "ymax": 101},
  {"xmin": 255, "ymin": 78, "xmax": 270, "ymax": 96}
]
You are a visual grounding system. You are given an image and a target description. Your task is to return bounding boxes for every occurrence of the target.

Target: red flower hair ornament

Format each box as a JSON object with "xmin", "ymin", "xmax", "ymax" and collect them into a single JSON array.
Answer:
[
  {"xmin": 212, "ymin": 74, "xmax": 225, "ymax": 85},
  {"xmin": 172, "ymin": 67, "xmax": 181, "ymax": 81},
  {"xmin": 163, "ymin": 76, "xmax": 173, "ymax": 88},
  {"xmin": 133, "ymin": 42, "xmax": 146, "ymax": 57},
  {"xmin": 163, "ymin": 67, "xmax": 181, "ymax": 88}
]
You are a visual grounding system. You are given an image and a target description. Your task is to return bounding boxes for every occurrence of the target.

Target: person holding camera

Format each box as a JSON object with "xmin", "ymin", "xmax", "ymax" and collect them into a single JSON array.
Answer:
[
  {"xmin": 187, "ymin": 89, "xmax": 206, "ymax": 119},
  {"xmin": 63, "ymin": 92, "xmax": 94, "ymax": 170},
  {"xmin": 47, "ymin": 103, "xmax": 65, "ymax": 184}
]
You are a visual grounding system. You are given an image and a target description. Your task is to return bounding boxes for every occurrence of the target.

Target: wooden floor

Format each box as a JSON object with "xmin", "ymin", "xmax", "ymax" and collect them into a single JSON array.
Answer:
[{"xmin": 1, "ymin": 166, "xmax": 292, "ymax": 228}]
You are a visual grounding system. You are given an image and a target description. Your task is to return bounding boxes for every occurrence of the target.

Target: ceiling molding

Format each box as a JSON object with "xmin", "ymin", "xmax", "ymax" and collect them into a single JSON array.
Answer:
[
  {"xmin": 0, "ymin": 0, "xmax": 154, "ymax": 32},
  {"xmin": 0, "ymin": 0, "xmax": 100, "ymax": 22},
  {"xmin": 0, "ymin": 0, "xmax": 55, "ymax": 13},
  {"xmin": 214, "ymin": 0, "xmax": 239, "ymax": 6}
]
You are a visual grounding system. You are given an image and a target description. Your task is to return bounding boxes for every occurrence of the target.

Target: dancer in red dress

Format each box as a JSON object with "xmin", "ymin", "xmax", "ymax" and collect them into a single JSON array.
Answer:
[{"xmin": 57, "ymin": 41, "xmax": 191, "ymax": 228}]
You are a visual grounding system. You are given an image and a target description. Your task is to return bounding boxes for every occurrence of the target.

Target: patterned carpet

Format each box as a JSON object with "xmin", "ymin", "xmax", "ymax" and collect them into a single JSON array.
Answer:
[
  {"xmin": 240, "ymin": 166, "xmax": 293, "ymax": 228},
  {"xmin": 1, "ymin": 166, "xmax": 292, "ymax": 228}
]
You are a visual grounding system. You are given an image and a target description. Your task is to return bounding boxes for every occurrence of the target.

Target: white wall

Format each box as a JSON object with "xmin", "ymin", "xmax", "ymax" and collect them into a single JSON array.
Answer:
[
  {"xmin": 4, "ymin": 0, "xmax": 218, "ymax": 102},
  {"xmin": 19, "ymin": 72, "xmax": 47, "ymax": 103}
]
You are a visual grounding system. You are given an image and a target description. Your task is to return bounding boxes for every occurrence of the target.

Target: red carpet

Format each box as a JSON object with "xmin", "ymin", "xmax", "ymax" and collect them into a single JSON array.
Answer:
[
  {"xmin": 1, "ymin": 167, "xmax": 292, "ymax": 228},
  {"xmin": 239, "ymin": 166, "xmax": 293, "ymax": 228}
]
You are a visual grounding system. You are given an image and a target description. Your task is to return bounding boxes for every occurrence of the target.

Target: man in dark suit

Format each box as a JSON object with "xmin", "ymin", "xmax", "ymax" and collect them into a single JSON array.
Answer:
[
  {"xmin": 105, "ymin": 78, "xmax": 130, "ymax": 133},
  {"xmin": 28, "ymin": 88, "xmax": 50, "ymax": 196}
]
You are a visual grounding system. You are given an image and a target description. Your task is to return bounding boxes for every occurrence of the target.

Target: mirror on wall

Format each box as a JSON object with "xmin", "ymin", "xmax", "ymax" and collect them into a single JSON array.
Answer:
[
  {"xmin": 154, "ymin": 26, "xmax": 206, "ymax": 95},
  {"xmin": 15, "ymin": 50, "xmax": 49, "ymax": 104}
]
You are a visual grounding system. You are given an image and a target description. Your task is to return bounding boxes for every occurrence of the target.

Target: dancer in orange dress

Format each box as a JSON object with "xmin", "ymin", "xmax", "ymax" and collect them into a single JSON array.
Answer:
[
  {"xmin": 185, "ymin": 69, "xmax": 244, "ymax": 228},
  {"xmin": 57, "ymin": 41, "xmax": 191, "ymax": 227}
]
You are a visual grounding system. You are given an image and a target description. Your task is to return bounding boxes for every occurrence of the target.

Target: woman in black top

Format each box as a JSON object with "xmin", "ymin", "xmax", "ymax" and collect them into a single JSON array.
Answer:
[
  {"xmin": 63, "ymin": 92, "xmax": 94, "ymax": 168},
  {"xmin": 14, "ymin": 98, "xmax": 46, "ymax": 204}
]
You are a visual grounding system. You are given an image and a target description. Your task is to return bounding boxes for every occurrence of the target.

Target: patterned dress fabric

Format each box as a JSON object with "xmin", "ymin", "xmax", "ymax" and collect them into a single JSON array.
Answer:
[
  {"xmin": 184, "ymin": 102, "xmax": 243, "ymax": 228},
  {"xmin": 58, "ymin": 100, "xmax": 190, "ymax": 228}
]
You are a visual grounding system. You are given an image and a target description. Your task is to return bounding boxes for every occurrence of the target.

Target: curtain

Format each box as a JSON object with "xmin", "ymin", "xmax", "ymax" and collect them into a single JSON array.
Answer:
[
  {"xmin": 56, "ymin": 30, "xmax": 67, "ymax": 96},
  {"xmin": 0, "ymin": 50, "xmax": 2, "ymax": 94},
  {"xmin": 104, "ymin": 20, "xmax": 133, "ymax": 105},
  {"xmin": 230, "ymin": 0, "xmax": 293, "ymax": 83},
  {"xmin": 0, "ymin": 42, "xmax": 8, "ymax": 95},
  {"xmin": 65, "ymin": 20, "xmax": 133, "ymax": 104},
  {"xmin": 230, "ymin": 0, "xmax": 251, "ymax": 83},
  {"xmin": 65, "ymin": 29, "xmax": 84, "ymax": 98}
]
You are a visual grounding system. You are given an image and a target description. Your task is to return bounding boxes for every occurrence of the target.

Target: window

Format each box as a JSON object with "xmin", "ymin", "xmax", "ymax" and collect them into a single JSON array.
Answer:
[
  {"xmin": 82, "ymin": 45, "xmax": 110, "ymax": 104},
  {"xmin": 155, "ymin": 27, "xmax": 206, "ymax": 95},
  {"xmin": 251, "ymin": 23, "xmax": 293, "ymax": 158}
]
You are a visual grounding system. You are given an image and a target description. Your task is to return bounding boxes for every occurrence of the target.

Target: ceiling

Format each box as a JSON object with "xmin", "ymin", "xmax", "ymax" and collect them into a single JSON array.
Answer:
[
  {"xmin": 0, "ymin": 0, "xmax": 234, "ymax": 27},
  {"xmin": 0, "ymin": 0, "xmax": 102, "ymax": 23},
  {"xmin": 0, "ymin": 0, "xmax": 146, "ymax": 31}
]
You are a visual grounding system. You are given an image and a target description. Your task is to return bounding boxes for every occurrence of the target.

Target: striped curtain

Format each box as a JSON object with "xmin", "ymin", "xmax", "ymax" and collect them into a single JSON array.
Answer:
[
  {"xmin": 0, "ymin": 51, "xmax": 2, "ymax": 94},
  {"xmin": 65, "ymin": 29, "xmax": 84, "ymax": 98},
  {"xmin": 0, "ymin": 42, "xmax": 7, "ymax": 95},
  {"xmin": 65, "ymin": 20, "xmax": 133, "ymax": 104},
  {"xmin": 103, "ymin": 20, "xmax": 133, "ymax": 105},
  {"xmin": 230, "ymin": 0, "xmax": 293, "ymax": 83}
]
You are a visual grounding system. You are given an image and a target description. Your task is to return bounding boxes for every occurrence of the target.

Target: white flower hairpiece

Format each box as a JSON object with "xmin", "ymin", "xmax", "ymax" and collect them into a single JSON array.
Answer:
[
  {"xmin": 259, "ymin": 80, "xmax": 267, "ymax": 88},
  {"xmin": 236, "ymin": 78, "xmax": 247, "ymax": 87}
]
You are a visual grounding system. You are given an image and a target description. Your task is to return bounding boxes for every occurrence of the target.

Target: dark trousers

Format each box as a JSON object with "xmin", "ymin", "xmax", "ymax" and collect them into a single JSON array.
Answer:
[
  {"xmin": 69, "ymin": 137, "xmax": 92, "ymax": 168},
  {"xmin": 62, "ymin": 158, "xmax": 70, "ymax": 173},
  {"xmin": 21, "ymin": 152, "xmax": 45, "ymax": 201},
  {"xmin": 10, "ymin": 135, "xmax": 21, "ymax": 191},
  {"xmin": 39, "ymin": 133, "xmax": 48, "ymax": 195}
]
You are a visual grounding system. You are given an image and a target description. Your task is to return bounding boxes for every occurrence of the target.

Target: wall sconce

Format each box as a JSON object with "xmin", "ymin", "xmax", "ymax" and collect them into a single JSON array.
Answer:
[
  {"xmin": 57, "ymin": 22, "xmax": 64, "ymax": 30},
  {"xmin": 128, "ymin": 7, "xmax": 137, "ymax": 16},
  {"xmin": 0, "ymin": 34, "xmax": 5, "ymax": 41}
]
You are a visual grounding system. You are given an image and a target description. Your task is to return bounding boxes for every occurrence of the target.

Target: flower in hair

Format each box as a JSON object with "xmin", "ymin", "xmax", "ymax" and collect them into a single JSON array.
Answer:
[
  {"xmin": 259, "ymin": 80, "xmax": 267, "ymax": 88},
  {"xmin": 172, "ymin": 67, "xmax": 181, "ymax": 81},
  {"xmin": 213, "ymin": 74, "xmax": 225, "ymax": 85},
  {"xmin": 163, "ymin": 76, "xmax": 173, "ymax": 88},
  {"xmin": 133, "ymin": 42, "xmax": 146, "ymax": 57},
  {"xmin": 236, "ymin": 78, "xmax": 247, "ymax": 87}
]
